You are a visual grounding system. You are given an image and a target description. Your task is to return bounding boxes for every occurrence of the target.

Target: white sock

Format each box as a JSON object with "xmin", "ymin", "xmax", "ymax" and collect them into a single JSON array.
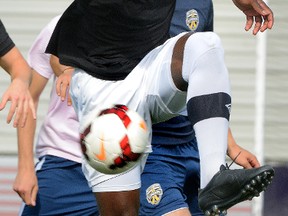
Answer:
[
  {"xmin": 182, "ymin": 32, "xmax": 231, "ymax": 188},
  {"xmin": 194, "ymin": 118, "xmax": 228, "ymax": 188}
]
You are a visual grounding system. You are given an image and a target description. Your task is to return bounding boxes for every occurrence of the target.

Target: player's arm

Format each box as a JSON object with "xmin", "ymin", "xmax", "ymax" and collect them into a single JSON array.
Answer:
[
  {"xmin": 13, "ymin": 70, "xmax": 49, "ymax": 206},
  {"xmin": 227, "ymin": 128, "xmax": 260, "ymax": 168},
  {"xmin": 50, "ymin": 54, "xmax": 74, "ymax": 105},
  {"xmin": 232, "ymin": 0, "xmax": 274, "ymax": 35},
  {"xmin": 0, "ymin": 46, "xmax": 36, "ymax": 127}
]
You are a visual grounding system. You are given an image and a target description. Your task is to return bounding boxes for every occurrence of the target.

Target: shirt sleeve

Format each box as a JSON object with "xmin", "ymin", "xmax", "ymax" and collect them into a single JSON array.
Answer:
[
  {"xmin": 0, "ymin": 19, "xmax": 15, "ymax": 57},
  {"xmin": 27, "ymin": 15, "xmax": 61, "ymax": 79}
]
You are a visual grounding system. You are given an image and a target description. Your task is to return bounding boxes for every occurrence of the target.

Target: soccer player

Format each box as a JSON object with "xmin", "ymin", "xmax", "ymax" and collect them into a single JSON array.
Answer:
[
  {"xmin": 13, "ymin": 15, "xmax": 99, "ymax": 215},
  {"xmin": 47, "ymin": 0, "xmax": 274, "ymax": 215},
  {"xmin": 16, "ymin": 4, "xmax": 264, "ymax": 215},
  {"xmin": 0, "ymin": 20, "xmax": 36, "ymax": 127},
  {"xmin": 140, "ymin": 0, "xmax": 261, "ymax": 215}
]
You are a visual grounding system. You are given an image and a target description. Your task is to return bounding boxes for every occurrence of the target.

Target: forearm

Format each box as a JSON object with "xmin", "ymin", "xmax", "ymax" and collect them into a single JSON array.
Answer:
[
  {"xmin": 227, "ymin": 128, "xmax": 260, "ymax": 168},
  {"xmin": 17, "ymin": 108, "xmax": 37, "ymax": 171},
  {"xmin": 0, "ymin": 47, "xmax": 32, "ymax": 84},
  {"xmin": 227, "ymin": 128, "xmax": 237, "ymax": 152},
  {"xmin": 50, "ymin": 54, "xmax": 73, "ymax": 77}
]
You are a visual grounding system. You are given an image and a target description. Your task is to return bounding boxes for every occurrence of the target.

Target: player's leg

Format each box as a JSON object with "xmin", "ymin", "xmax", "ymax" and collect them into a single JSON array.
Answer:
[
  {"xmin": 140, "ymin": 142, "xmax": 197, "ymax": 216},
  {"xmin": 82, "ymin": 153, "xmax": 148, "ymax": 216},
  {"xmin": 95, "ymin": 190, "xmax": 139, "ymax": 216},
  {"xmin": 69, "ymin": 67, "xmax": 151, "ymax": 216},
  {"xmin": 169, "ymin": 31, "xmax": 274, "ymax": 215},
  {"xmin": 171, "ymin": 32, "xmax": 229, "ymax": 187}
]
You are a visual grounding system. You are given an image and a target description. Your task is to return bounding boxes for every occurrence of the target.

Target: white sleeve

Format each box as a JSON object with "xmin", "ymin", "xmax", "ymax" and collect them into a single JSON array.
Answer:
[{"xmin": 27, "ymin": 15, "xmax": 62, "ymax": 79}]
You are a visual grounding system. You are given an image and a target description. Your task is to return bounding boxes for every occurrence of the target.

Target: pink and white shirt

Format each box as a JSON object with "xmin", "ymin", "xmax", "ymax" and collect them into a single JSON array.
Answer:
[{"xmin": 28, "ymin": 15, "xmax": 82, "ymax": 163}]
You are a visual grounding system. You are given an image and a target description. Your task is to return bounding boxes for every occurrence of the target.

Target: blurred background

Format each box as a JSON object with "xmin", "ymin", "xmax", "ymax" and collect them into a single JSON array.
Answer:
[{"xmin": 0, "ymin": 0, "xmax": 287, "ymax": 215}]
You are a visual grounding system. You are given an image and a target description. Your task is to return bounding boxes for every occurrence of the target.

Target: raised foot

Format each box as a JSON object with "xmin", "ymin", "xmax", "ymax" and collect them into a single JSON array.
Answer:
[{"xmin": 198, "ymin": 165, "xmax": 275, "ymax": 215}]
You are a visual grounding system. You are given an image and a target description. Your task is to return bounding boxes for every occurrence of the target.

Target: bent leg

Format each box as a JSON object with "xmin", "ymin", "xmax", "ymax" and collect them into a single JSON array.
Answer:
[{"xmin": 171, "ymin": 32, "xmax": 230, "ymax": 188}]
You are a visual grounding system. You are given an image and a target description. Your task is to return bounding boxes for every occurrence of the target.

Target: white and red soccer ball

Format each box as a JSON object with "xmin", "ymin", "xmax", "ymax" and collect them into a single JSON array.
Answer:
[{"xmin": 81, "ymin": 104, "xmax": 149, "ymax": 174}]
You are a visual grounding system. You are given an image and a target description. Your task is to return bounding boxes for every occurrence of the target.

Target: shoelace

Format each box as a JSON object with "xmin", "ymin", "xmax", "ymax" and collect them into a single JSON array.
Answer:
[{"xmin": 225, "ymin": 151, "xmax": 242, "ymax": 169}]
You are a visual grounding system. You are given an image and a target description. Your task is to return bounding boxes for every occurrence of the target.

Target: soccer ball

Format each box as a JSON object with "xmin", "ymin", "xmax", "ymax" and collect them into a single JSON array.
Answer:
[{"xmin": 81, "ymin": 104, "xmax": 149, "ymax": 174}]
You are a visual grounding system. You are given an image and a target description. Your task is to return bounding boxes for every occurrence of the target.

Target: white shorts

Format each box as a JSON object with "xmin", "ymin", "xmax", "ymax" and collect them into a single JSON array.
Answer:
[{"xmin": 70, "ymin": 32, "xmax": 187, "ymax": 192}]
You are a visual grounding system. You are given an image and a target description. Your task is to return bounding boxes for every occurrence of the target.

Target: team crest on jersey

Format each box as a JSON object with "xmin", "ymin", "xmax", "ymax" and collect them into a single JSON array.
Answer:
[
  {"xmin": 146, "ymin": 183, "xmax": 163, "ymax": 205},
  {"xmin": 186, "ymin": 9, "xmax": 199, "ymax": 32}
]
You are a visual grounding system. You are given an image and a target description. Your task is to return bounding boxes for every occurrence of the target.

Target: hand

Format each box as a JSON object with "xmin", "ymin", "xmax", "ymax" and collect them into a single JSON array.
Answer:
[
  {"xmin": 227, "ymin": 144, "xmax": 260, "ymax": 168},
  {"xmin": 0, "ymin": 78, "xmax": 36, "ymax": 127},
  {"xmin": 232, "ymin": 0, "xmax": 274, "ymax": 35},
  {"xmin": 13, "ymin": 168, "xmax": 38, "ymax": 206},
  {"xmin": 56, "ymin": 68, "xmax": 74, "ymax": 106}
]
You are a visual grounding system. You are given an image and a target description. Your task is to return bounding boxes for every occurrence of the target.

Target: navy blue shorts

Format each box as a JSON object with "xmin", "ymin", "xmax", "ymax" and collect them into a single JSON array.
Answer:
[
  {"xmin": 20, "ymin": 155, "xmax": 98, "ymax": 216},
  {"xmin": 139, "ymin": 137, "xmax": 204, "ymax": 216}
]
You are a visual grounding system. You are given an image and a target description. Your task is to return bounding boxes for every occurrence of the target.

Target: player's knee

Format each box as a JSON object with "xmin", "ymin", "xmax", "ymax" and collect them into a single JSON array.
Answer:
[
  {"xmin": 182, "ymin": 32, "xmax": 224, "ymax": 83},
  {"xmin": 186, "ymin": 32, "xmax": 222, "ymax": 56}
]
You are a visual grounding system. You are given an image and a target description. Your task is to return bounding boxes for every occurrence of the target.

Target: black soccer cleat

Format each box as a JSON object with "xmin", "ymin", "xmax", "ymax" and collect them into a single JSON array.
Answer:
[{"xmin": 198, "ymin": 164, "xmax": 275, "ymax": 216}]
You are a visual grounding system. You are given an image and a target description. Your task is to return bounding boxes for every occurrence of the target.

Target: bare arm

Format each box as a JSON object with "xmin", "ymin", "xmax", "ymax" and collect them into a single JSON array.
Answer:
[
  {"xmin": 0, "ymin": 46, "xmax": 36, "ymax": 127},
  {"xmin": 13, "ymin": 70, "xmax": 48, "ymax": 206}
]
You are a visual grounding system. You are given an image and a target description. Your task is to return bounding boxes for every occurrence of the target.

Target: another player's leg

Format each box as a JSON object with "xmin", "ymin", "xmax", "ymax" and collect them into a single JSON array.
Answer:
[
  {"xmin": 139, "ymin": 141, "xmax": 194, "ymax": 216},
  {"xmin": 170, "ymin": 32, "xmax": 274, "ymax": 215}
]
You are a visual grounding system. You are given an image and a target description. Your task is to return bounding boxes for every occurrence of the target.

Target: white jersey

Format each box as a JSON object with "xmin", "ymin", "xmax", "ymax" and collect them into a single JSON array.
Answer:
[{"xmin": 28, "ymin": 15, "xmax": 82, "ymax": 163}]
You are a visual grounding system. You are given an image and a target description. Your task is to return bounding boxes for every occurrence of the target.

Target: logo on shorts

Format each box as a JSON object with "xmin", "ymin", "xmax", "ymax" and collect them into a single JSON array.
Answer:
[
  {"xmin": 186, "ymin": 9, "xmax": 199, "ymax": 32},
  {"xmin": 146, "ymin": 183, "xmax": 163, "ymax": 205}
]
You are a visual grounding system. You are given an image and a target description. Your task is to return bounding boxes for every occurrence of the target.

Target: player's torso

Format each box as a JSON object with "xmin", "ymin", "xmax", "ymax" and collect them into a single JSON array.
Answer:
[{"xmin": 52, "ymin": 0, "xmax": 176, "ymax": 80}]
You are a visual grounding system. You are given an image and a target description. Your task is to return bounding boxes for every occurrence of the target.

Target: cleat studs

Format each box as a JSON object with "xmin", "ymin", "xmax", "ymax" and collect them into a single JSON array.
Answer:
[
  {"xmin": 256, "ymin": 175, "xmax": 261, "ymax": 182},
  {"xmin": 242, "ymin": 189, "xmax": 246, "ymax": 194},
  {"xmin": 205, "ymin": 210, "xmax": 211, "ymax": 216},
  {"xmin": 251, "ymin": 179, "xmax": 257, "ymax": 185},
  {"xmin": 245, "ymin": 184, "xmax": 251, "ymax": 190},
  {"xmin": 212, "ymin": 205, "xmax": 218, "ymax": 212},
  {"xmin": 263, "ymin": 172, "xmax": 268, "ymax": 178},
  {"xmin": 222, "ymin": 210, "xmax": 227, "ymax": 215}
]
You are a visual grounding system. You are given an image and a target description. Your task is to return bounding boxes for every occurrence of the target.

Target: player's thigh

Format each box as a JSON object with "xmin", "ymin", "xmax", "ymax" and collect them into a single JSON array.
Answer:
[{"xmin": 137, "ymin": 33, "xmax": 189, "ymax": 122}]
